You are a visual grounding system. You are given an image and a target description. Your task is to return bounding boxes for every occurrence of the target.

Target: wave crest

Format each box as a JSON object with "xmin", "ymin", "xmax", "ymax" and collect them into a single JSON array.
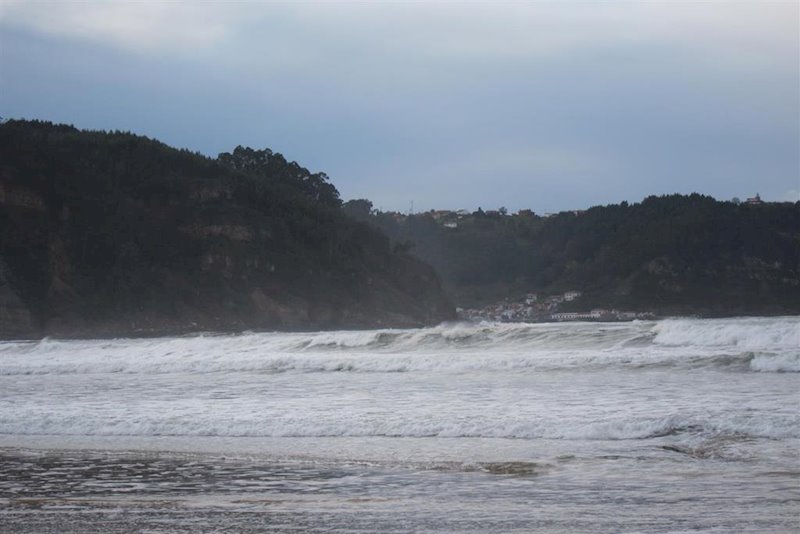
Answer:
[
  {"xmin": 0, "ymin": 317, "xmax": 797, "ymax": 375},
  {"xmin": 652, "ymin": 317, "xmax": 799, "ymax": 351}
]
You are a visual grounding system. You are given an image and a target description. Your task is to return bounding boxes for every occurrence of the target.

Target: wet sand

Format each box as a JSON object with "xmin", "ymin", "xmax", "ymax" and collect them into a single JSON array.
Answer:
[{"xmin": 2, "ymin": 446, "xmax": 799, "ymax": 533}]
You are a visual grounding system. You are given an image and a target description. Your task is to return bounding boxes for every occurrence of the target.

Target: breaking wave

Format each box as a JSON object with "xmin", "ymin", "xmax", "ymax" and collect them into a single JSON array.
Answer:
[
  {"xmin": 1, "ymin": 316, "xmax": 796, "ymax": 455},
  {"xmin": 0, "ymin": 317, "xmax": 796, "ymax": 375},
  {"xmin": 652, "ymin": 317, "xmax": 799, "ymax": 351}
]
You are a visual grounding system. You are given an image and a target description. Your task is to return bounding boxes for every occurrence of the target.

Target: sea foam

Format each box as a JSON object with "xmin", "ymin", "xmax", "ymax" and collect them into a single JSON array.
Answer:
[{"xmin": 0, "ymin": 317, "xmax": 797, "ymax": 375}]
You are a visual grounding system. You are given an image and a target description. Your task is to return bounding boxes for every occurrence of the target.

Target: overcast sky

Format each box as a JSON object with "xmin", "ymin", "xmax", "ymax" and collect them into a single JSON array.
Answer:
[{"xmin": 1, "ymin": 1, "xmax": 797, "ymax": 213}]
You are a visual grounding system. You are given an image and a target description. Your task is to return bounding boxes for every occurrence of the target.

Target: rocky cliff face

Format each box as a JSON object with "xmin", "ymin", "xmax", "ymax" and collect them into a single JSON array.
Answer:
[
  {"xmin": 0, "ymin": 121, "xmax": 454, "ymax": 338},
  {"xmin": 0, "ymin": 258, "xmax": 33, "ymax": 337}
]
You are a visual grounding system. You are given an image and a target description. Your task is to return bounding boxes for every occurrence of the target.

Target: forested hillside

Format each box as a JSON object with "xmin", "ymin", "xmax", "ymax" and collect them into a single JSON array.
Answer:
[
  {"xmin": 2, "ymin": 119, "xmax": 795, "ymax": 338},
  {"xmin": 346, "ymin": 195, "xmax": 800, "ymax": 316},
  {"xmin": 0, "ymin": 120, "xmax": 454, "ymax": 338}
]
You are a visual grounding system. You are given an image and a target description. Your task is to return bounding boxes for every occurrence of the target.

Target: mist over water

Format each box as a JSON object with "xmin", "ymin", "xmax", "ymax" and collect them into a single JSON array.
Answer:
[{"xmin": 1, "ymin": 317, "xmax": 798, "ymax": 532}]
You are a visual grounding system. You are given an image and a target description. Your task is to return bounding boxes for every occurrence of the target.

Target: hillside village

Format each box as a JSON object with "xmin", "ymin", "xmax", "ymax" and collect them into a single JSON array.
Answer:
[{"xmin": 458, "ymin": 291, "xmax": 656, "ymax": 323}]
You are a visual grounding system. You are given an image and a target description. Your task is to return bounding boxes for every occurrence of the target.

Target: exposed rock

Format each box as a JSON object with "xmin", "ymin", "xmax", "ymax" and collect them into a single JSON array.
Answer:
[
  {"xmin": 0, "ymin": 258, "xmax": 34, "ymax": 337},
  {"xmin": 181, "ymin": 224, "xmax": 255, "ymax": 241},
  {"xmin": 0, "ymin": 183, "xmax": 46, "ymax": 211}
]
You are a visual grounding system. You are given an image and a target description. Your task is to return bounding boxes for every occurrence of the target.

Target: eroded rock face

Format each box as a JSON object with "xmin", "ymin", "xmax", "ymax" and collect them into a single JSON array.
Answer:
[
  {"xmin": 0, "ymin": 183, "xmax": 46, "ymax": 211},
  {"xmin": 0, "ymin": 257, "xmax": 34, "ymax": 337},
  {"xmin": 181, "ymin": 224, "xmax": 255, "ymax": 241},
  {"xmin": 0, "ymin": 285, "xmax": 33, "ymax": 338}
]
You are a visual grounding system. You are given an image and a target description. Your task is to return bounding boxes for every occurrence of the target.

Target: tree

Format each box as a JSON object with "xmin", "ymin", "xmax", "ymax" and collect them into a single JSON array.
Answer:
[{"xmin": 342, "ymin": 199, "xmax": 374, "ymax": 221}]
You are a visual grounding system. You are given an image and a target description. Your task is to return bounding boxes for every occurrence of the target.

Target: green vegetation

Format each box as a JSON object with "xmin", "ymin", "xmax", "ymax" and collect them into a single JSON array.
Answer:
[
  {"xmin": 347, "ymin": 196, "xmax": 800, "ymax": 315},
  {"xmin": 1, "ymin": 119, "xmax": 796, "ymax": 338},
  {"xmin": 0, "ymin": 120, "xmax": 453, "ymax": 337}
]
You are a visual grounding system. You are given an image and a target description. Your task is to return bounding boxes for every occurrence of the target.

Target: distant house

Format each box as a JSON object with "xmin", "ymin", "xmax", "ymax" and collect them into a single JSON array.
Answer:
[
  {"xmin": 525, "ymin": 293, "xmax": 538, "ymax": 305},
  {"xmin": 563, "ymin": 291, "xmax": 582, "ymax": 302},
  {"xmin": 746, "ymin": 194, "xmax": 764, "ymax": 205},
  {"xmin": 552, "ymin": 312, "xmax": 582, "ymax": 321},
  {"xmin": 443, "ymin": 222, "xmax": 458, "ymax": 229},
  {"xmin": 552, "ymin": 310, "xmax": 602, "ymax": 321},
  {"xmin": 431, "ymin": 210, "xmax": 455, "ymax": 221}
]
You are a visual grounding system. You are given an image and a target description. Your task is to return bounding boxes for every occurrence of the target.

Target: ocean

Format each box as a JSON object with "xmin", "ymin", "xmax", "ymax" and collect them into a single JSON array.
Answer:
[{"xmin": 0, "ymin": 317, "xmax": 798, "ymax": 532}]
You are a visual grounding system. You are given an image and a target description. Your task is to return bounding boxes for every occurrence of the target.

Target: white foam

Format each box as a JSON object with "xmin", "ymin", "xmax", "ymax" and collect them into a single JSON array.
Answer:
[
  {"xmin": 1, "ymin": 318, "xmax": 796, "ymax": 449},
  {"xmin": 652, "ymin": 316, "xmax": 799, "ymax": 351},
  {"xmin": 3, "ymin": 409, "xmax": 796, "ymax": 441},
  {"xmin": 749, "ymin": 352, "xmax": 800, "ymax": 372},
  {"xmin": 0, "ymin": 346, "xmax": 767, "ymax": 376},
  {"xmin": 0, "ymin": 318, "xmax": 797, "ymax": 376}
]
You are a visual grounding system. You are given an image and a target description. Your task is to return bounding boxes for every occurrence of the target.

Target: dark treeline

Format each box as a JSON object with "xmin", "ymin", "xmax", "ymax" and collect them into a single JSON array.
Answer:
[
  {"xmin": 2, "ymin": 119, "xmax": 796, "ymax": 337},
  {"xmin": 0, "ymin": 120, "xmax": 453, "ymax": 337},
  {"xmin": 344, "ymin": 196, "xmax": 800, "ymax": 315}
]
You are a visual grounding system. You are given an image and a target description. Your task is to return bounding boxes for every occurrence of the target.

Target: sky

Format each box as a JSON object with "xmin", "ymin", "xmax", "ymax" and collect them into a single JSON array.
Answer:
[{"xmin": 0, "ymin": 1, "xmax": 797, "ymax": 214}]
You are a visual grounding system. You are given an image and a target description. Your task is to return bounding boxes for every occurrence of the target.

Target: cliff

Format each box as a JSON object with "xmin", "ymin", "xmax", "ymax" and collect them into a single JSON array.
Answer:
[{"xmin": 0, "ymin": 120, "xmax": 454, "ymax": 338}]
